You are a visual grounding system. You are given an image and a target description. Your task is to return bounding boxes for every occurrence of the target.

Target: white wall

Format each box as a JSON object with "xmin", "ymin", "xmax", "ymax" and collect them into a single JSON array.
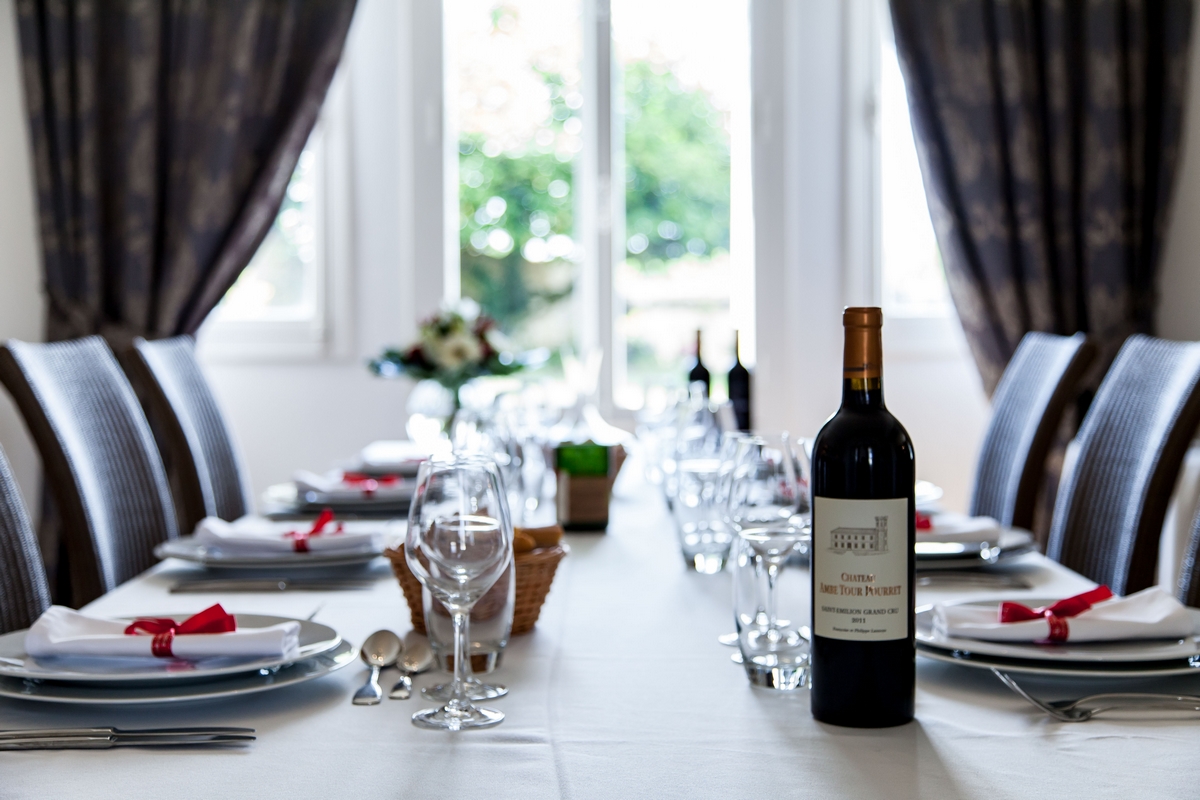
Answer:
[{"xmin": 0, "ymin": 0, "xmax": 45, "ymax": 513}]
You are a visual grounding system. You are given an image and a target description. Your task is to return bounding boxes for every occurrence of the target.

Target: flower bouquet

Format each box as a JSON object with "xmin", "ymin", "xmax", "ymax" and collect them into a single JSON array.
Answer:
[{"xmin": 370, "ymin": 302, "xmax": 522, "ymax": 431}]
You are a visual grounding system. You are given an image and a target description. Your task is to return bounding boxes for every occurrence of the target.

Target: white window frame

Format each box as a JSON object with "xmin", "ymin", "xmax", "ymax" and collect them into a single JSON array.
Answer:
[
  {"xmin": 197, "ymin": 70, "xmax": 355, "ymax": 363},
  {"xmin": 844, "ymin": 0, "xmax": 967, "ymax": 361}
]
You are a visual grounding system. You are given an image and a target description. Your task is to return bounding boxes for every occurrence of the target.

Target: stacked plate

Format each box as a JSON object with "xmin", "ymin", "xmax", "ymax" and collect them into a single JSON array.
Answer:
[
  {"xmin": 0, "ymin": 614, "xmax": 355, "ymax": 704},
  {"xmin": 917, "ymin": 600, "xmax": 1200, "ymax": 678},
  {"xmin": 156, "ymin": 522, "xmax": 395, "ymax": 571}
]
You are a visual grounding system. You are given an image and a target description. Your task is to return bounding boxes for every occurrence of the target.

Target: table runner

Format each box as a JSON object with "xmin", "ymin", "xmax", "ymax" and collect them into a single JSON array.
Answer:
[{"xmin": 2, "ymin": 482, "xmax": 1198, "ymax": 799}]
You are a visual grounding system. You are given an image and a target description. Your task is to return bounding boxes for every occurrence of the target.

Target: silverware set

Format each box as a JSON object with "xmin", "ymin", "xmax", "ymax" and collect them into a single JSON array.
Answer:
[
  {"xmin": 352, "ymin": 629, "xmax": 434, "ymax": 705},
  {"xmin": 0, "ymin": 727, "xmax": 255, "ymax": 750},
  {"xmin": 991, "ymin": 669, "xmax": 1200, "ymax": 722}
]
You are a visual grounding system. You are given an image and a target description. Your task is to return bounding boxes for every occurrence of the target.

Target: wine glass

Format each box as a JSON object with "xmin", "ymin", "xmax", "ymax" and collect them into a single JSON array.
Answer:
[
  {"xmin": 405, "ymin": 456, "xmax": 513, "ymax": 730},
  {"xmin": 726, "ymin": 433, "xmax": 811, "ymax": 687}
]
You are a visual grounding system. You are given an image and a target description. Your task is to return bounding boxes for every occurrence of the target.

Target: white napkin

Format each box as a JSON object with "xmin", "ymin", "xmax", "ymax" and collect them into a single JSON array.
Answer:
[
  {"xmin": 25, "ymin": 606, "xmax": 300, "ymax": 660},
  {"xmin": 933, "ymin": 587, "xmax": 1198, "ymax": 643},
  {"xmin": 917, "ymin": 512, "xmax": 1002, "ymax": 544},
  {"xmin": 292, "ymin": 470, "xmax": 411, "ymax": 503},
  {"xmin": 194, "ymin": 515, "xmax": 384, "ymax": 555}
]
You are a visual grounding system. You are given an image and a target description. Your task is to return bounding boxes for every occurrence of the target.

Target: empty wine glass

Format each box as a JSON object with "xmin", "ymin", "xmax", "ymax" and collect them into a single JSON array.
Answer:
[
  {"xmin": 405, "ymin": 456, "xmax": 513, "ymax": 730},
  {"xmin": 726, "ymin": 433, "xmax": 811, "ymax": 688}
]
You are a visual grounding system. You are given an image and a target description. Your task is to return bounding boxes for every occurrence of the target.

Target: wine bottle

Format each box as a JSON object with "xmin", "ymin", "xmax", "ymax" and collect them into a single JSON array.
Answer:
[
  {"xmin": 809, "ymin": 307, "xmax": 915, "ymax": 728},
  {"xmin": 728, "ymin": 330, "xmax": 751, "ymax": 430},
  {"xmin": 687, "ymin": 329, "xmax": 711, "ymax": 396}
]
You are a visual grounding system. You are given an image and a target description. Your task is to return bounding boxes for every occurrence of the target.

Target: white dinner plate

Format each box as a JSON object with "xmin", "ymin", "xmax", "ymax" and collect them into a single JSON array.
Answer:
[
  {"xmin": 156, "ymin": 536, "xmax": 386, "ymax": 569},
  {"xmin": 916, "ymin": 644, "xmax": 1200, "ymax": 678},
  {"xmin": 916, "ymin": 601, "xmax": 1200, "ymax": 665},
  {"xmin": 263, "ymin": 483, "xmax": 412, "ymax": 515},
  {"xmin": 0, "ymin": 614, "xmax": 341, "ymax": 684},
  {"xmin": 0, "ymin": 640, "xmax": 356, "ymax": 705},
  {"xmin": 914, "ymin": 528, "xmax": 1037, "ymax": 569}
]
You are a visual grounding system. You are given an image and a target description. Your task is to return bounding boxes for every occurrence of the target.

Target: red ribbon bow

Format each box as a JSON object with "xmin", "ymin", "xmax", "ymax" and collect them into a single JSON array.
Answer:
[
  {"xmin": 124, "ymin": 603, "xmax": 237, "ymax": 658},
  {"xmin": 915, "ymin": 511, "xmax": 933, "ymax": 530},
  {"xmin": 342, "ymin": 472, "xmax": 400, "ymax": 498},
  {"xmin": 998, "ymin": 586, "xmax": 1115, "ymax": 642},
  {"xmin": 284, "ymin": 508, "xmax": 343, "ymax": 552}
]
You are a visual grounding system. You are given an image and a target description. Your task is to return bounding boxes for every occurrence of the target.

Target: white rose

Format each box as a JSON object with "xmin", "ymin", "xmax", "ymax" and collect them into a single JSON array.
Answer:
[{"xmin": 429, "ymin": 329, "xmax": 483, "ymax": 371}]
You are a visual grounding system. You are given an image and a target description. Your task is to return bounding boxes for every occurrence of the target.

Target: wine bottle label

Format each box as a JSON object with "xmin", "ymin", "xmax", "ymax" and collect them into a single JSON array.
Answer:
[{"xmin": 812, "ymin": 496, "xmax": 909, "ymax": 641}]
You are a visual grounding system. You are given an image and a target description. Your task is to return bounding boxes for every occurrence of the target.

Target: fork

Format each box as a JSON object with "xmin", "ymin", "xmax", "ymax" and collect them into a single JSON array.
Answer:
[{"xmin": 991, "ymin": 669, "xmax": 1200, "ymax": 722}]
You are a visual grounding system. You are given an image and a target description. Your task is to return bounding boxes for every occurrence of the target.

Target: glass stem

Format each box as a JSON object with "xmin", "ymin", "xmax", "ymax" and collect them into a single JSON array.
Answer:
[
  {"xmin": 766, "ymin": 563, "xmax": 781, "ymax": 633},
  {"xmin": 450, "ymin": 610, "xmax": 470, "ymax": 709}
]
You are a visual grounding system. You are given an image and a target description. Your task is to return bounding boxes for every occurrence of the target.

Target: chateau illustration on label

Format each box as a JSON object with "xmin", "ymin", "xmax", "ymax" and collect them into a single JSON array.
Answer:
[{"xmin": 828, "ymin": 516, "xmax": 888, "ymax": 555}]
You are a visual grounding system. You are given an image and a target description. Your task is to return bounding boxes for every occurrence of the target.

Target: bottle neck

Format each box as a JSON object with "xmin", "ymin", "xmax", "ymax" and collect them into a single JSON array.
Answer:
[
  {"xmin": 842, "ymin": 377, "xmax": 884, "ymax": 408},
  {"xmin": 842, "ymin": 321, "xmax": 883, "ymax": 408}
]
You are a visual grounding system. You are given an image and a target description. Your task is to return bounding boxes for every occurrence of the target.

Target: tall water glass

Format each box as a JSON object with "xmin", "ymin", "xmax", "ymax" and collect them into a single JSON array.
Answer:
[{"xmin": 405, "ymin": 457, "xmax": 513, "ymax": 730}]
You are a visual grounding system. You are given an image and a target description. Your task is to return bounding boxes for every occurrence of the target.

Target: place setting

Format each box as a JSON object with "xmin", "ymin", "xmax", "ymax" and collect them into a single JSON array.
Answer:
[
  {"xmin": 917, "ymin": 584, "xmax": 1200, "ymax": 720},
  {"xmin": 0, "ymin": 601, "xmax": 355, "ymax": 712}
]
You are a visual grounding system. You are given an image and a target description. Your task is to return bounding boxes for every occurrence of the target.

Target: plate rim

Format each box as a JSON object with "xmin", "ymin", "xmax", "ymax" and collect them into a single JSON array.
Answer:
[
  {"xmin": 0, "ymin": 640, "xmax": 356, "ymax": 705},
  {"xmin": 0, "ymin": 613, "xmax": 342, "ymax": 684},
  {"xmin": 917, "ymin": 643, "xmax": 1200, "ymax": 678}
]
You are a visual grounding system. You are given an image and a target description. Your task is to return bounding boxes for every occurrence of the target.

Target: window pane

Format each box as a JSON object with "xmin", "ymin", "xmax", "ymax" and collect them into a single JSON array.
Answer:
[
  {"xmin": 446, "ymin": 0, "xmax": 583, "ymax": 356},
  {"xmin": 880, "ymin": 24, "xmax": 950, "ymax": 317},
  {"xmin": 216, "ymin": 138, "xmax": 322, "ymax": 321},
  {"xmin": 612, "ymin": 0, "xmax": 750, "ymax": 409}
]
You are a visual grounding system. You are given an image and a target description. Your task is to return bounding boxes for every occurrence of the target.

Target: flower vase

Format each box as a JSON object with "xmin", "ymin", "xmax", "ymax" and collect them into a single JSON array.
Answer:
[{"xmin": 405, "ymin": 379, "xmax": 460, "ymax": 446}]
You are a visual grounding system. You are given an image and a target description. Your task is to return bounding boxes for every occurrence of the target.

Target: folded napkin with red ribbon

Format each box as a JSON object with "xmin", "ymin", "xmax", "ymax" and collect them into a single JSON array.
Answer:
[
  {"xmin": 293, "ymin": 470, "xmax": 410, "ymax": 503},
  {"xmin": 25, "ymin": 604, "xmax": 299, "ymax": 660},
  {"xmin": 933, "ymin": 586, "xmax": 1197, "ymax": 644},
  {"xmin": 194, "ymin": 511, "xmax": 384, "ymax": 555},
  {"xmin": 916, "ymin": 511, "xmax": 1003, "ymax": 545}
]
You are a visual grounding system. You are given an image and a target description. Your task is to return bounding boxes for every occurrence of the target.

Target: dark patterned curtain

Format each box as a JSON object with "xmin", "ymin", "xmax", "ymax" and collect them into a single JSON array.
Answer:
[
  {"xmin": 890, "ymin": 0, "xmax": 1193, "ymax": 395},
  {"xmin": 16, "ymin": 0, "xmax": 357, "ymax": 344}
]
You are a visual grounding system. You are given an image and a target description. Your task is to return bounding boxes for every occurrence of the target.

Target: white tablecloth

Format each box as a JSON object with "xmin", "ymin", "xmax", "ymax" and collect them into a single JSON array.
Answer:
[{"xmin": 3, "ymin": 485, "xmax": 1200, "ymax": 799}]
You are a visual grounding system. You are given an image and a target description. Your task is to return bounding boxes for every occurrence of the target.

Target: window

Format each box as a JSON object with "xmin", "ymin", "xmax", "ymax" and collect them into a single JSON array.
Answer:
[
  {"xmin": 443, "ymin": 0, "xmax": 751, "ymax": 413},
  {"xmin": 197, "ymin": 72, "xmax": 351, "ymax": 361},
  {"xmin": 445, "ymin": 0, "xmax": 583, "ymax": 361},
  {"xmin": 216, "ymin": 136, "xmax": 323, "ymax": 324},
  {"xmin": 611, "ymin": 0, "xmax": 751, "ymax": 410},
  {"xmin": 878, "ymin": 12, "xmax": 950, "ymax": 319}
]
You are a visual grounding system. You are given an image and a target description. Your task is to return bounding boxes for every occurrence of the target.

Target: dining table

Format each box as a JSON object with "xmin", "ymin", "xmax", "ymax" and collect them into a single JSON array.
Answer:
[{"xmin": 3, "ymin": 474, "xmax": 1199, "ymax": 799}]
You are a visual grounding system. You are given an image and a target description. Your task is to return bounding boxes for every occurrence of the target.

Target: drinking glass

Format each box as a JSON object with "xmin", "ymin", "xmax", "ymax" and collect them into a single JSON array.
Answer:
[
  {"xmin": 420, "ymin": 560, "xmax": 514, "ymax": 701},
  {"xmin": 727, "ymin": 433, "xmax": 811, "ymax": 688},
  {"xmin": 405, "ymin": 457, "xmax": 513, "ymax": 730},
  {"xmin": 673, "ymin": 454, "xmax": 733, "ymax": 573}
]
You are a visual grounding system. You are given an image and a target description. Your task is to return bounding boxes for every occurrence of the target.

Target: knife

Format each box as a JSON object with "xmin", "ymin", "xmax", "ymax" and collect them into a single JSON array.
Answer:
[
  {"xmin": 0, "ymin": 727, "xmax": 255, "ymax": 749},
  {"xmin": 170, "ymin": 578, "xmax": 375, "ymax": 593}
]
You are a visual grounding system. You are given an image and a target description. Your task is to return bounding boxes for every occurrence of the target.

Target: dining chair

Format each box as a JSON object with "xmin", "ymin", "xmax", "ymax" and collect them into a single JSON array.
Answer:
[
  {"xmin": 0, "ymin": 337, "xmax": 178, "ymax": 607},
  {"xmin": 969, "ymin": 332, "xmax": 1095, "ymax": 529},
  {"xmin": 123, "ymin": 336, "xmax": 251, "ymax": 533},
  {"xmin": 1045, "ymin": 334, "xmax": 1200, "ymax": 596},
  {"xmin": 0, "ymin": 444, "xmax": 50, "ymax": 634},
  {"xmin": 1177, "ymin": 504, "xmax": 1200, "ymax": 608}
]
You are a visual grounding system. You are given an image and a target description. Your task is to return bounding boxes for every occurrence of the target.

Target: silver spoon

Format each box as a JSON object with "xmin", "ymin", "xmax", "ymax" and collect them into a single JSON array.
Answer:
[
  {"xmin": 389, "ymin": 632, "xmax": 433, "ymax": 700},
  {"xmin": 353, "ymin": 630, "xmax": 402, "ymax": 706}
]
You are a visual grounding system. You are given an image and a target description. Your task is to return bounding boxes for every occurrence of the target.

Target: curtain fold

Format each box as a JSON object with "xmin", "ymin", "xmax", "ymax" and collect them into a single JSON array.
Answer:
[
  {"xmin": 16, "ymin": 0, "xmax": 357, "ymax": 344},
  {"xmin": 890, "ymin": 0, "xmax": 1193, "ymax": 394}
]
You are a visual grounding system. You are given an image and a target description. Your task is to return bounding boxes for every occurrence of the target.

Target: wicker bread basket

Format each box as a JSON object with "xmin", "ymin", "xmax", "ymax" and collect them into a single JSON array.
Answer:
[{"xmin": 386, "ymin": 542, "xmax": 568, "ymax": 636}]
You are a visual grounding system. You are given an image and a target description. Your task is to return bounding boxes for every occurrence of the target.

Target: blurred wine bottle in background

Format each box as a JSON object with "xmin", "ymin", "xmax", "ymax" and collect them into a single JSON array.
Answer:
[
  {"xmin": 727, "ymin": 330, "xmax": 751, "ymax": 430},
  {"xmin": 687, "ymin": 329, "xmax": 711, "ymax": 397}
]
